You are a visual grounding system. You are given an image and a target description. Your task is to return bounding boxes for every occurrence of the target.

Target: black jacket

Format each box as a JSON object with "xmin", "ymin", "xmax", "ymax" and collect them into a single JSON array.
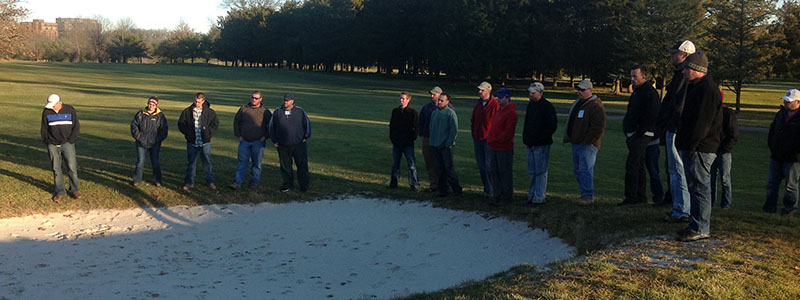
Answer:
[
  {"xmin": 655, "ymin": 69, "xmax": 687, "ymax": 136},
  {"xmin": 718, "ymin": 106, "xmax": 739, "ymax": 153},
  {"xmin": 768, "ymin": 107, "xmax": 800, "ymax": 162},
  {"xmin": 178, "ymin": 101, "xmax": 219, "ymax": 144},
  {"xmin": 41, "ymin": 104, "xmax": 80, "ymax": 145},
  {"xmin": 522, "ymin": 97, "xmax": 557, "ymax": 147},
  {"xmin": 131, "ymin": 108, "xmax": 168, "ymax": 149},
  {"xmin": 389, "ymin": 106, "xmax": 418, "ymax": 147},
  {"xmin": 676, "ymin": 74, "xmax": 723, "ymax": 153},
  {"xmin": 623, "ymin": 82, "xmax": 660, "ymax": 137}
]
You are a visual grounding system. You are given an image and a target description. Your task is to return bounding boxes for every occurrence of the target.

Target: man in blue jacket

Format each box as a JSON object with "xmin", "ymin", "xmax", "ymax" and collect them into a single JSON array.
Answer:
[
  {"xmin": 41, "ymin": 94, "xmax": 81, "ymax": 203},
  {"xmin": 270, "ymin": 93, "xmax": 312, "ymax": 192},
  {"xmin": 130, "ymin": 96, "xmax": 168, "ymax": 187}
]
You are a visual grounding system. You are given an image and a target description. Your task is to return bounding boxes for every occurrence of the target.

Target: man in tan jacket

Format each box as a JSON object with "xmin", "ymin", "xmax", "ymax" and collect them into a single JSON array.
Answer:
[{"xmin": 564, "ymin": 79, "xmax": 607, "ymax": 205}]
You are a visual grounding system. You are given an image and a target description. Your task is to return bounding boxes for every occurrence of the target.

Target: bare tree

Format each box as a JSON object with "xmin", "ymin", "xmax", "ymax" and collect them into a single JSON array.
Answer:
[{"xmin": 0, "ymin": 0, "xmax": 28, "ymax": 58}]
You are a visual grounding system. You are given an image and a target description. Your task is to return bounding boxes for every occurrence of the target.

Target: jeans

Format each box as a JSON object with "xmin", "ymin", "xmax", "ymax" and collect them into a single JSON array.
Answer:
[
  {"xmin": 490, "ymin": 149, "xmax": 514, "ymax": 203},
  {"xmin": 710, "ymin": 152, "xmax": 732, "ymax": 208},
  {"xmin": 47, "ymin": 143, "xmax": 79, "ymax": 196},
  {"xmin": 624, "ymin": 135, "xmax": 651, "ymax": 203},
  {"xmin": 571, "ymin": 144, "xmax": 598, "ymax": 199},
  {"xmin": 473, "ymin": 139, "xmax": 493, "ymax": 196},
  {"xmin": 666, "ymin": 131, "xmax": 690, "ymax": 218},
  {"xmin": 432, "ymin": 145, "xmax": 462, "ymax": 196},
  {"xmin": 645, "ymin": 143, "xmax": 664, "ymax": 203},
  {"xmin": 527, "ymin": 145, "xmax": 551, "ymax": 203},
  {"xmin": 764, "ymin": 159, "xmax": 800, "ymax": 215},
  {"xmin": 185, "ymin": 143, "xmax": 215, "ymax": 185},
  {"xmin": 276, "ymin": 142, "xmax": 309, "ymax": 191},
  {"xmin": 390, "ymin": 145, "xmax": 420, "ymax": 189},
  {"xmin": 233, "ymin": 140, "xmax": 266, "ymax": 186},
  {"xmin": 133, "ymin": 144, "xmax": 161, "ymax": 184},
  {"xmin": 685, "ymin": 151, "xmax": 716, "ymax": 235},
  {"xmin": 421, "ymin": 137, "xmax": 439, "ymax": 189}
]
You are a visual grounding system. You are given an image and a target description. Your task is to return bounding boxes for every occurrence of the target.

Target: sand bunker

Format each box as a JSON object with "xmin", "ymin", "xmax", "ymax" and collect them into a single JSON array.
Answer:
[{"xmin": 0, "ymin": 197, "xmax": 574, "ymax": 299}]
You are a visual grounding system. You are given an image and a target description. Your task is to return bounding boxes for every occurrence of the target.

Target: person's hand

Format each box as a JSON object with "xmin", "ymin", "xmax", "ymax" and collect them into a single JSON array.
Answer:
[
  {"xmin": 239, "ymin": 136, "xmax": 243, "ymax": 142},
  {"xmin": 274, "ymin": 143, "xmax": 279, "ymax": 148}
]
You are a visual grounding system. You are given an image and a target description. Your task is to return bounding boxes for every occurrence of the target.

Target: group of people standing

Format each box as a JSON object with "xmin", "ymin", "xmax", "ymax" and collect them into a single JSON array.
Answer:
[{"xmin": 40, "ymin": 91, "xmax": 312, "ymax": 204}]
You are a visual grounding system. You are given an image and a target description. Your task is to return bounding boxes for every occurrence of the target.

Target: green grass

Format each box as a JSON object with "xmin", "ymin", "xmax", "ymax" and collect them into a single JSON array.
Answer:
[{"xmin": 1, "ymin": 61, "xmax": 798, "ymax": 299}]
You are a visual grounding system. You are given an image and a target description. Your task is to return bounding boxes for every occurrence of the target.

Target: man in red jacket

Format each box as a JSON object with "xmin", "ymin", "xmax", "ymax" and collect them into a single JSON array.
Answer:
[
  {"xmin": 472, "ymin": 81, "xmax": 499, "ymax": 198},
  {"xmin": 487, "ymin": 88, "xmax": 518, "ymax": 205}
]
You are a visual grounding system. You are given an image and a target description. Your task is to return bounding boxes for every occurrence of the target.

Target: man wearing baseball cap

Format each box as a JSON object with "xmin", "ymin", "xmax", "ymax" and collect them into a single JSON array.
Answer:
[
  {"xmin": 675, "ymin": 51, "xmax": 723, "ymax": 242},
  {"xmin": 764, "ymin": 89, "xmax": 800, "ymax": 217},
  {"xmin": 522, "ymin": 82, "xmax": 557, "ymax": 204},
  {"xmin": 40, "ymin": 93, "xmax": 81, "ymax": 203},
  {"xmin": 656, "ymin": 40, "xmax": 696, "ymax": 222},
  {"xmin": 472, "ymin": 81, "xmax": 499, "ymax": 199},
  {"xmin": 418, "ymin": 86, "xmax": 444, "ymax": 192},
  {"xmin": 130, "ymin": 96, "xmax": 168, "ymax": 187}
]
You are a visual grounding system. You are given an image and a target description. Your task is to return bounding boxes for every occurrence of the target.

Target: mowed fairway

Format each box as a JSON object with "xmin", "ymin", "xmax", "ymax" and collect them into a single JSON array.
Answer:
[{"xmin": 1, "ymin": 61, "xmax": 800, "ymax": 299}]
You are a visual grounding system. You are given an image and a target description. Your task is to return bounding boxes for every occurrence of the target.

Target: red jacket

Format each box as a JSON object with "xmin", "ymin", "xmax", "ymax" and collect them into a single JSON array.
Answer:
[
  {"xmin": 471, "ymin": 96, "xmax": 499, "ymax": 140},
  {"xmin": 487, "ymin": 102, "xmax": 518, "ymax": 151}
]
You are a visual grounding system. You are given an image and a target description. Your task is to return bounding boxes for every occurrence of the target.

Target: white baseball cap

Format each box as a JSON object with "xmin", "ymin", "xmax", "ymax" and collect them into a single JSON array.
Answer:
[
  {"xmin": 783, "ymin": 89, "xmax": 800, "ymax": 102},
  {"xmin": 45, "ymin": 94, "xmax": 60, "ymax": 109}
]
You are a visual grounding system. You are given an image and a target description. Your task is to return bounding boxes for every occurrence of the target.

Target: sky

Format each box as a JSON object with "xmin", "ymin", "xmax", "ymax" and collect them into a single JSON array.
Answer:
[{"xmin": 22, "ymin": 0, "xmax": 229, "ymax": 33}]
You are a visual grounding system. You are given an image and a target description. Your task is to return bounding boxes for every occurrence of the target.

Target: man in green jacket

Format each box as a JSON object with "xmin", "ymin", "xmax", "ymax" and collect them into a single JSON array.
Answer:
[{"xmin": 429, "ymin": 93, "xmax": 462, "ymax": 197}]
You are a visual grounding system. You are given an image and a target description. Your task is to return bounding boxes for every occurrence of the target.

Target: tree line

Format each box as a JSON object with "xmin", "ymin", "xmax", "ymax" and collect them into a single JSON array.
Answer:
[{"xmin": 4, "ymin": 0, "xmax": 800, "ymax": 109}]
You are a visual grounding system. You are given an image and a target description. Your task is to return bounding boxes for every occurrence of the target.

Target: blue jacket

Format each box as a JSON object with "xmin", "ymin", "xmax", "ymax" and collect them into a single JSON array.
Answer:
[{"xmin": 270, "ymin": 105, "xmax": 311, "ymax": 146}]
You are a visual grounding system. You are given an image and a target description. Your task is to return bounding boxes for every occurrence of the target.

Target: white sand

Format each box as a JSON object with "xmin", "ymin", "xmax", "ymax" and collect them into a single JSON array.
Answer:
[{"xmin": 0, "ymin": 197, "xmax": 574, "ymax": 299}]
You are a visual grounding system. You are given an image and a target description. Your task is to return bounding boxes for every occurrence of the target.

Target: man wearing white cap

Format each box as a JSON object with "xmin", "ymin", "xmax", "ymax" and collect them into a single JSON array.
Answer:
[
  {"xmin": 522, "ymin": 82, "xmax": 557, "ymax": 204},
  {"xmin": 656, "ymin": 40, "xmax": 696, "ymax": 223},
  {"xmin": 764, "ymin": 89, "xmax": 800, "ymax": 217},
  {"xmin": 472, "ymin": 81, "xmax": 499, "ymax": 199},
  {"xmin": 40, "ymin": 94, "xmax": 81, "ymax": 203}
]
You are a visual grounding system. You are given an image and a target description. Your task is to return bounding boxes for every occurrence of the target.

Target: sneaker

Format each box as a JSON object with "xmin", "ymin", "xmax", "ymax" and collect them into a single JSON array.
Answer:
[
  {"xmin": 280, "ymin": 187, "xmax": 291, "ymax": 193},
  {"xmin": 208, "ymin": 183, "xmax": 217, "ymax": 190},
  {"xmin": 52, "ymin": 195, "xmax": 63, "ymax": 203},
  {"xmin": 576, "ymin": 197, "xmax": 594, "ymax": 206},
  {"xmin": 228, "ymin": 183, "xmax": 240, "ymax": 190},
  {"xmin": 132, "ymin": 182, "xmax": 140, "ymax": 188},
  {"xmin": 182, "ymin": 184, "xmax": 193, "ymax": 191},
  {"xmin": 154, "ymin": 182, "xmax": 162, "ymax": 187},
  {"xmin": 677, "ymin": 231, "xmax": 710, "ymax": 242},
  {"xmin": 664, "ymin": 215, "xmax": 690, "ymax": 223},
  {"xmin": 410, "ymin": 186, "xmax": 420, "ymax": 192},
  {"xmin": 70, "ymin": 192, "xmax": 83, "ymax": 199},
  {"xmin": 385, "ymin": 184, "xmax": 398, "ymax": 189}
]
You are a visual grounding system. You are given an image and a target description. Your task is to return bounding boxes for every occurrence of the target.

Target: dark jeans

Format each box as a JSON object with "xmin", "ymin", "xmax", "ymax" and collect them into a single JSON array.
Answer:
[
  {"xmin": 133, "ymin": 144, "xmax": 161, "ymax": 184},
  {"xmin": 624, "ymin": 135, "xmax": 651, "ymax": 203},
  {"xmin": 233, "ymin": 140, "xmax": 265, "ymax": 186},
  {"xmin": 685, "ymin": 151, "xmax": 716, "ymax": 235},
  {"xmin": 710, "ymin": 152, "xmax": 732, "ymax": 208},
  {"xmin": 277, "ymin": 142, "xmax": 309, "ymax": 191},
  {"xmin": 185, "ymin": 143, "xmax": 215, "ymax": 185},
  {"xmin": 490, "ymin": 149, "xmax": 514, "ymax": 203},
  {"xmin": 47, "ymin": 143, "xmax": 79, "ymax": 196},
  {"xmin": 431, "ymin": 145, "xmax": 462, "ymax": 196},
  {"xmin": 473, "ymin": 139, "xmax": 493, "ymax": 196},
  {"xmin": 645, "ymin": 142, "xmax": 664, "ymax": 203},
  {"xmin": 390, "ymin": 144, "xmax": 420, "ymax": 189},
  {"xmin": 764, "ymin": 159, "xmax": 800, "ymax": 215}
]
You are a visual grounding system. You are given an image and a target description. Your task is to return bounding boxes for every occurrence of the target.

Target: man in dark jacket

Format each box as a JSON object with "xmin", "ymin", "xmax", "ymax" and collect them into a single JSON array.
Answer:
[
  {"xmin": 130, "ymin": 96, "xmax": 168, "ymax": 187},
  {"xmin": 178, "ymin": 92, "xmax": 219, "ymax": 190},
  {"xmin": 620, "ymin": 66, "xmax": 661, "ymax": 205},
  {"xmin": 657, "ymin": 40, "xmax": 695, "ymax": 222},
  {"xmin": 41, "ymin": 94, "xmax": 81, "ymax": 203},
  {"xmin": 675, "ymin": 52, "xmax": 723, "ymax": 242},
  {"xmin": 418, "ymin": 86, "xmax": 443, "ymax": 192},
  {"xmin": 764, "ymin": 89, "xmax": 800, "ymax": 217},
  {"xmin": 230, "ymin": 91, "xmax": 272, "ymax": 190},
  {"xmin": 270, "ymin": 93, "xmax": 312, "ymax": 192},
  {"xmin": 388, "ymin": 91, "xmax": 420, "ymax": 191},
  {"xmin": 563, "ymin": 79, "xmax": 607, "ymax": 205},
  {"xmin": 710, "ymin": 103, "xmax": 739, "ymax": 208},
  {"xmin": 523, "ymin": 82, "xmax": 557, "ymax": 204}
]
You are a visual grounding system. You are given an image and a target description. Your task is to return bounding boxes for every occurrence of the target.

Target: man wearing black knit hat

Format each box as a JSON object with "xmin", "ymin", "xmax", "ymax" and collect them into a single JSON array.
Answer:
[{"xmin": 675, "ymin": 52, "xmax": 723, "ymax": 242}]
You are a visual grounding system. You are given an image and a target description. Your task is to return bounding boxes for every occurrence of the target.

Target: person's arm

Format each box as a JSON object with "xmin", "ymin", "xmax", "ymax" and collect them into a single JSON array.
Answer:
[
  {"xmin": 233, "ymin": 107, "xmax": 243, "ymax": 138},
  {"xmin": 131, "ymin": 112, "xmax": 141, "ymax": 140},
  {"xmin": 207, "ymin": 109, "xmax": 219, "ymax": 135},
  {"xmin": 446, "ymin": 111, "xmax": 458, "ymax": 146},
  {"xmin": 302, "ymin": 108, "xmax": 311, "ymax": 140},
  {"xmin": 41, "ymin": 110, "xmax": 49, "ymax": 144},
  {"xmin": 158, "ymin": 114, "xmax": 168, "ymax": 142},
  {"xmin": 69, "ymin": 107, "xmax": 80, "ymax": 143},
  {"xmin": 584, "ymin": 102, "xmax": 607, "ymax": 145}
]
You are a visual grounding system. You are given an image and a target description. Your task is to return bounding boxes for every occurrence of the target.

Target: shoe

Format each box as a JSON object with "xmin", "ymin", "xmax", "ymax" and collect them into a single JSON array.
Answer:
[
  {"xmin": 426, "ymin": 187, "xmax": 438, "ymax": 193},
  {"xmin": 576, "ymin": 197, "xmax": 593, "ymax": 206},
  {"xmin": 228, "ymin": 184, "xmax": 240, "ymax": 190},
  {"xmin": 529, "ymin": 200, "xmax": 546, "ymax": 205},
  {"xmin": 52, "ymin": 195, "xmax": 63, "ymax": 203},
  {"xmin": 386, "ymin": 184, "xmax": 398, "ymax": 189},
  {"xmin": 132, "ymin": 182, "xmax": 140, "ymax": 187},
  {"xmin": 208, "ymin": 183, "xmax": 217, "ymax": 190},
  {"xmin": 617, "ymin": 201, "xmax": 638, "ymax": 206},
  {"xmin": 70, "ymin": 192, "xmax": 83, "ymax": 199},
  {"xmin": 182, "ymin": 184, "xmax": 192, "ymax": 191},
  {"xmin": 782, "ymin": 210, "xmax": 794, "ymax": 217},
  {"xmin": 154, "ymin": 182, "xmax": 162, "ymax": 187},
  {"xmin": 664, "ymin": 215, "xmax": 690, "ymax": 223},
  {"xmin": 280, "ymin": 187, "xmax": 291, "ymax": 193},
  {"xmin": 675, "ymin": 227, "xmax": 691, "ymax": 236},
  {"xmin": 677, "ymin": 231, "xmax": 710, "ymax": 242}
]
